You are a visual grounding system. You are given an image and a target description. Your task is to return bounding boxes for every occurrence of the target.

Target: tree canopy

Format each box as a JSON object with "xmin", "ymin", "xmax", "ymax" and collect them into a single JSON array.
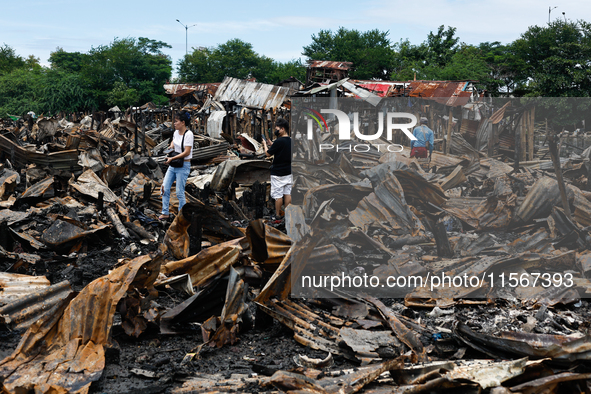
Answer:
[
  {"xmin": 302, "ymin": 27, "xmax": 394, "ymax": 80},
  {"xmin": 177, "ymin": 38, "xmax": 305, "ymax": 85},
  {"xmin": 3, "ymin": 19, "xmax": 591, "ymax": 118},
  {"xmin": 80, "ymin": 37, "xmax": 172, "ymax": 108},
  {"xmin": 511, "ymin": 20, "xmax": 591, "ymax": 96},
  {"xmin": 0, "ymin": 44, "xmax": 27, "ymax": 76},
  {"xmin": 0, "ymin": 38, "xmax": 172, "ymax": 117}
]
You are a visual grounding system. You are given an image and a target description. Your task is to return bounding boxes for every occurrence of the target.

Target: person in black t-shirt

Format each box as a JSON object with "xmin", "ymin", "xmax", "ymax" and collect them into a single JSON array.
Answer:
[{"xmin": 262, "ymin": 118, "xmax": 292, "ymax": 217}]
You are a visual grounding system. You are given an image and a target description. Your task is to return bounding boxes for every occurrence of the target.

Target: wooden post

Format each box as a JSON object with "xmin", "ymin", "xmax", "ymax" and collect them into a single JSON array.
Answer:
[
  {"xmin": 189, "ymin": 212, "xmax": 202, "ymax": 255},
  {"xmin": 548, "ymin": 133, "xmax": 572, "ymax": 220},
  {"xmin": 434, "ymin": 221, "xmax": 454, "ymax": 258},
  {"xmin": 427, "ymin": 106, "xmax": 435, "ymax": 149},
  {"xmin": 528, "ymin": 107, "xmax": 535, "ymax": 161},
  {"xmin": 134, "ymin": 109, "xmax": 139, "ymax": 152},
  {"xmin": 262, "ymin": 110, "xmax": 267, "ymax": 141},
  {"xmin": 141, "ymin": 112, "xmax": 146, "ymax": 155},
  {"xmin": 244, "ymin": 111, "xmax": 250, "ymax": 136},
  {"xmin": 143, "ymin": 183, "xmax": 151, "ymax": 203},
  {"xmin": 457, "ymin": 108, "xmax": 463, "ymax": 138},
  {"xmin": 97, "ymin": 191, "xmax": 104, "ymax": 212},
  {"xmin": 445, "ymin": 107, "xmax": 453, "ymax": 154},
  {"xmin": 520, "ymin": 112, "xmax": 527, "ymax": 161},
  {"xmin": 489, "ymin": 123, "xmax": 497, "ymax": 157},
  {"xmin": 514, "ymin": 119, "xmax": 521, "ymax": 173},
  {"xmin": 107, "ymin": 208, "xmax": 130, "ymax": 238}
]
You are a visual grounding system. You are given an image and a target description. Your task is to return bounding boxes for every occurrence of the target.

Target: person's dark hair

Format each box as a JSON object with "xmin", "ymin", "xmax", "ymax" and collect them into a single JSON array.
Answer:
[
  {"xmin": 276, "ymin": 118, "xmax": 289, "ymax": 134},
  {"xmin": 176, "ymin": 111, "xmax": 191, "ymax": 127}
]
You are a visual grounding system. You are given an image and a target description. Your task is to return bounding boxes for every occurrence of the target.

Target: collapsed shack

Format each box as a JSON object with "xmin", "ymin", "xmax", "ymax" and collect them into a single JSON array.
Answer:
[{"xmin": 2, "ymin": 77, "xmax": 591, "ymax": 393}]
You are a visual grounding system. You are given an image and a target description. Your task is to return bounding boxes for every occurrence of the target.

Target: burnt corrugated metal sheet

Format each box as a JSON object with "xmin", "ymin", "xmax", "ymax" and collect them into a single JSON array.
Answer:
[
  {"xmin": 246, "ymin": 220, "xmax": 292, "ymax": 265},
  {"xmin": 406, "ymin": 81, "xmax": 473, "ymax": 107},
  {"xmin": 0, "ymin": 254, "xmax": 162, "ymax": 394},
  {"xmin": 349, "ymin": 173, "xmax": 424, "ymax": 236},
  {"xmin": 342, "ymin": 81, "xmax": 382, "ymax": 106},
  {"xmin": 308, "ymin": 60, "xmax": 353, "ymax": 70},
  {"xmin": 460, "ymin": 118, "xmax": 481, "ymax": 141},
  {"xmin": 210, "ymin": 159, "xmax": 271, "ymax": 191},
  {"xmin": 0, "ymin": 280, "xmax": 73, "ymax": 331},
  {"xmin": 163, "ymin": 83, "xmax": 221, "ymax": 98},
  {"xmin": 353, "ymin": 81, "xmax": 404, "ymax": 97},
  {"xmin": 207, "ymin": 111, "xmax": 226, "ymax": 138},
  {"xmin": 161, "ymin": 238, "xmax": 243, "ymax": 288},
  {"xmin": 296, "ymin": 78, "xmax": 349, "ymax": 95},
  {"xmin": 0, "ymin": 273, "xmax": 50, "ymax": 306},
  {"xmin": 213, "ymin": 77, "xmax": 291, "ymax": 110},
  {"xmin": 0, "ymin": 134, "xmax": 81, "ymax": 171},
  {"xmin": 490, "ymin": 101, "xmax": 511, "ymax": 124}
]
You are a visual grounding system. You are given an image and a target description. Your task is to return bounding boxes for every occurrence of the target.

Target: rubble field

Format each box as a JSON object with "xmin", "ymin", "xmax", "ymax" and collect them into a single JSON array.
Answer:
[{"xmin": 4, "ymin": 87, "xmax": 591, "ymax": 394}]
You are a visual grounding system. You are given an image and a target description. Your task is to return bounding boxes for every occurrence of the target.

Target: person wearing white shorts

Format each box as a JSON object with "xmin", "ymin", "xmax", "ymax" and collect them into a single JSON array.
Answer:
[{"xmin": 262, "ymin": 118, "xmax": 292, "ymax": 217}]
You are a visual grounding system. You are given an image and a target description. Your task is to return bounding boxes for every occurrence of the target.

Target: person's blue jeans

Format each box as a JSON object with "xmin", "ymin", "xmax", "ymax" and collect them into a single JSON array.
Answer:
[{"xmin": 161, "ymin": 161, "xmax": 191, "ymax": 215}]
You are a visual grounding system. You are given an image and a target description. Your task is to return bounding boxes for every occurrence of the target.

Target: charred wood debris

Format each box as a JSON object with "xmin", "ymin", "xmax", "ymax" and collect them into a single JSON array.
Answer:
[{"xmin": 2, "ymin": 74, "xmax": 591, "ymax": 393}]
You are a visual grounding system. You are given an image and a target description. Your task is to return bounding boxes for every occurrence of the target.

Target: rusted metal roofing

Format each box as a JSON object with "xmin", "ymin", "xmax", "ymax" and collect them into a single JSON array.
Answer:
[
  {"xmin": 307, "ymin": 60, "xmax": 353, "ymax": 70},
  {"xmin": 353, "ymin": 81, "xmax": 404, "ymax": 97},
  {"xmin": 342, "ymin": 81, "xmax": 382, "ymax": 106},
  {"xmin": 0, "ymin": 134, "xmax": 81, "ymax": 171},
  {"xmin": 295, "ymin": 78, "xmax": 349, "ymax": 95},
  {"xmin": 163, "ymin": 83, "xmax": 221, "ymax": 98},
  {"xmin": 489, "ymin": 101, "xmax": 512, "ymax": 124},
  {"xmin": 161, "ymin": 238, "xmax": 243, "ymax": 288},
  {"xmin": 0, "ymin": 254, "xmax": 162, "ymax": 393},
  {"xmin": 213, "ymin": 77, "xmax": 291, "ymax": 110},
  {"xmin": 0, "ymin": 273, "xmax": 50, "ymax": 306},
  {"xmin": 246, "ymin": 220, "xmax": 292, "ymax": 266},
  {"xmin": 0, "ymin": 280, "xmax": 73, "ymax": 331},
  {"xmin": 406, "ymin": 81, "xmax": 474, "ymax": 107}
]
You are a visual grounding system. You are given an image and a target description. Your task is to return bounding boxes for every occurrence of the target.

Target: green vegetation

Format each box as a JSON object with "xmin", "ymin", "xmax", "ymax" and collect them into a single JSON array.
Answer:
[
  {"xmin": 2, "ymin": 19, "xmax": 591, "ymax": 117},
  {"xmin": 302, "ymin": 27, "xmax": 394, "ymax": 80},
  {"xmin": 177, "ymin": 39, "xmax": 306, "ymax": 84},
  {"xmin": 0, "ymin": 37, "xmax": 172, "ymax": 117}
]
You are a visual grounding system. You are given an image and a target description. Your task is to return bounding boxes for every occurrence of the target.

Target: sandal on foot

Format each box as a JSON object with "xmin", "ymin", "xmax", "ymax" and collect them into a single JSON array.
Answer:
[{"xmin": 158, "ymin": 215, "xmax": 170, "ymax": 220}]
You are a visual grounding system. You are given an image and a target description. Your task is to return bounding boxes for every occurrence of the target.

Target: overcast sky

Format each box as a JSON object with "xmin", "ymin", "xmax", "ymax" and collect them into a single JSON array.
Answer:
[{"xmin": 2, "ymin": 0, "xmax": 590, "ymax": 74}]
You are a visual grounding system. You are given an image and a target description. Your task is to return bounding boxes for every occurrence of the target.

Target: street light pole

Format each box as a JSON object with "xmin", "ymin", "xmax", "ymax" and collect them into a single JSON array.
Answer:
[
  {"xmin": 548, "ymin": 6, "xmax": 557, "ymax": 24},
  {"xmin": 176, "ymin": 19, "xmax": 197, "ymax": 55}
]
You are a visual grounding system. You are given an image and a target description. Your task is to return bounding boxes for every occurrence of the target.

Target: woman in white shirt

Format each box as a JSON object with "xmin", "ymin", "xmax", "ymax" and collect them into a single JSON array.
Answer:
[{"xmin": 159, "ymin": 110, "xmax": 194, "ymax": 220}]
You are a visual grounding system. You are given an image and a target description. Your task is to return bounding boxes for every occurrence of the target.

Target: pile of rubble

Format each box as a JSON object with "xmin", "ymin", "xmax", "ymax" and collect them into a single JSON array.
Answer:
[{"xmin": 3, "ymin": 92, "xmax": 591, "ymax": 393}]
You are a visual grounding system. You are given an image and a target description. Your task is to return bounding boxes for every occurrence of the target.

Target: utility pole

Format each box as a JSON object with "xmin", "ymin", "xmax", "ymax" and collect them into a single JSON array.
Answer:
[
  {"xmin": 548, "ymin": 6, "xmax": 557, "ymax": 24},
  {"xmin": 176, "ymin": 19, "xmax": 197, "ymax": 55}
]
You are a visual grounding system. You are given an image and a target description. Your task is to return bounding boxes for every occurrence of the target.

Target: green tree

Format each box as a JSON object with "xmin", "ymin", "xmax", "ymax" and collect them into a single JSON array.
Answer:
[
  {"xmin": 302, "ymin": 27, "xmax": 395, "ymax": 80},
  {"xmin": 49, "ymin": 47, "xmax": 86, "ymax": 73},
  {"xmin": 264, "ymin": 59, "xmax": 306, "ymax": 85},
  {"xmin": 177, "ymin": 39, "xmax": 303, "ymax": 85},
  {"xmin": 391, "ymin": 39, "xmax": 427, "ymax": 80},
  {"xmin": 390, "ymin": 26, "xmax": 463, "ymax": 81},
  {"xmin": 476, "ymin": 41, "xmax": 522, "ymax": 95},
  {"xmin": 107, "ymin": 81, "xmax": 140, "ymax": 109},
  {"xmin": 0, "ymin": 67, "xmax": 95, "ymax": 117},
  {"xmin": 177, "ymin": 47, "xmax": 215, "ymax": 83},
  {"xmin": 208, "ymin": 39, "xmax": 262, "ymax": 80},
  {"xmin": 511, "ymin": 20, "xmax": 591, "ymax": 96},
  {"xmin": 0, "ymin": 44, "xmax": 26, "ymax": 75},
  {"xmin": 81, "ymin": 37, "xmax": 172, "ymax": 108},
  {"xmin": 40, "ymin": 69, "xmax": 95, "ymax": 114},
  {"xmin": 424, "ymin": 25, "xmax": 459, "ymax": 68},
  {"xmin": 0, "ymin": 68, "xmax": 43, "ymax": 117},
  {"xmin": 431, "ymin": 44, "xmax": 490, "ymax": 82}
]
